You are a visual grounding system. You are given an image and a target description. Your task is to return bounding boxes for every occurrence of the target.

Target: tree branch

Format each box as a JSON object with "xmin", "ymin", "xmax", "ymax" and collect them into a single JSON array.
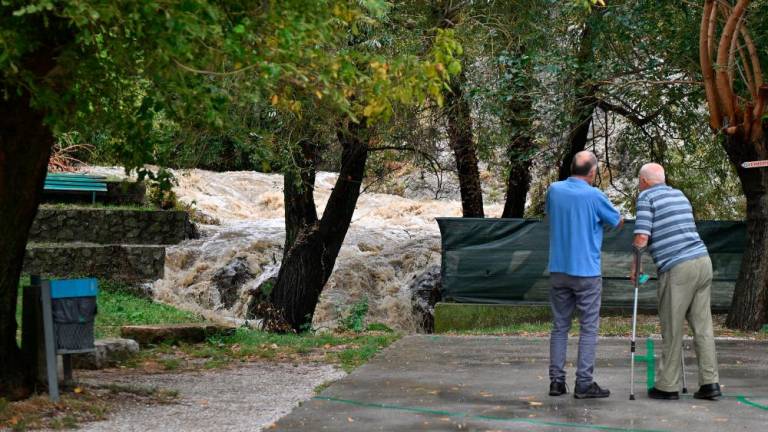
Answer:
[
  {"xmin": 715, "ymin": 0, "xmax": 749, "ymax": 126},
  {"xmin": 700, "ymin": 0, "xmax": 721, "ymax": 129},
  {"xmin": 596, "ymin": 99, "xmax": 664, "ymax": 128},
  {"xmin": 740, "ymin": 27, "xmax": 765, "ymax": 118},
  {"xmin": 737, "ymin": 35, "xmax": 756, "ymax": 100}
]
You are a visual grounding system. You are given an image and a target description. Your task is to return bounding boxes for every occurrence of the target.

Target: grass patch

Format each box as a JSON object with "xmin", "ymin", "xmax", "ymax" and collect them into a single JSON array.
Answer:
[
  {"xmin": 137, "ymin": 327, "xmax": 401, "ymax": 373},
  {"xmin": 453, "ymin": 316, "xmax": 661, "ymax": 337},
  {"xmin": 94, "ymin": 281, "xmax": 203, "ymax": 338},
  {"xmin": 452, "ymin": 314, "xmax": 768, "ymax": 340}
]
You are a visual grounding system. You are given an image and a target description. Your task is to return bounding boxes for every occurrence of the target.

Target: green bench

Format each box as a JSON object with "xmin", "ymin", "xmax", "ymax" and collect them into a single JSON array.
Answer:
[{"xmin": 44, "ymin": 173, "xmax": 107, "ymax": 204}]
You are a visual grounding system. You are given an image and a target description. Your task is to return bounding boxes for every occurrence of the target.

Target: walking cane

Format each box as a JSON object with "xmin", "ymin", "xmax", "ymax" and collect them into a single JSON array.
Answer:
[{"xmin": 630, "ymin": 245, "xmax": 648, "ymax": 400}]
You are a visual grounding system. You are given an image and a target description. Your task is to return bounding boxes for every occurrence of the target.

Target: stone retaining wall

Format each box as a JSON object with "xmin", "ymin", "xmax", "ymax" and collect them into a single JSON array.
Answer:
[
  {"xmin": 30, "ymin": 209, "xmax": 189, "ymax": 245},
  {"xmin": 24, "ymin": 244, "xmax": 165, "ymax": 281}
]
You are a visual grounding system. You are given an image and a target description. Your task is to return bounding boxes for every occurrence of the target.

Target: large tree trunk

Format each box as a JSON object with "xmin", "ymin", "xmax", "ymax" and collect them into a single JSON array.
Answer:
[
  {"xmin": 502, "ymin": 136, "xmax": 535, "ymax": 218},
  {"xmin": 445, "ymin": 71, "xmax": 484, "ymax": 218},
  {"xmin": 283, "ymin": 139, "xmax": 319, "ymax": 251},
  {"xmin": 724, "ymin": 136, "xmax": 768, "ymax": 330},
  {"xmin": 501, "ymin": 57, "xmax": 536, "ymax": 219},
  {"xmin": 0, "ymin": 88, "xmax": 55, "ymax": 401},
  {"xmin": 698, "ymin": 0, "xmax": 767, "ymax": 329},
  {"xmin": 268, "ymin": 122, "xmax": 368, "ymax": 332},
  {"xmin": 557, "ymin": 21, "xmax": 598, "ymax": 181},
  {"xmin": 0, "ymin": 41, "xmax": 59, "ymax": 400}
]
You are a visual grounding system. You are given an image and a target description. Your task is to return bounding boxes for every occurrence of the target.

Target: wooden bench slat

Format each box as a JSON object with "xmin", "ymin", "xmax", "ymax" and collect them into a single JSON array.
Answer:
[
  {"xmin": 46, "ymin": 174, "xmax": 106, "ymax": 179},
  {"xmin": 44, "ymin": 184, "xmax": 107, "ymax": 191},
  {"xmin": 45, "ymin": 180, "xmax": 107, "ymax": 188}
]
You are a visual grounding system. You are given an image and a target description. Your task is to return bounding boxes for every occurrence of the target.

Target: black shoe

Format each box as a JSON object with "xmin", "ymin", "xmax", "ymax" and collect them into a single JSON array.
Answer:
[
  {"xmin": 648, "ymin": 387, "xmax": 679, "ymax": 400},
  {"xmin": 694, "ymin": 383, "xmax": 721, "ymax": 400},
  {"xmin": 549, "ymin": 381, "xmax": 568, "ymax": 396},
  {"xmin": 574, "ymin": 382, "xmax": 610, "ymax": 399}
]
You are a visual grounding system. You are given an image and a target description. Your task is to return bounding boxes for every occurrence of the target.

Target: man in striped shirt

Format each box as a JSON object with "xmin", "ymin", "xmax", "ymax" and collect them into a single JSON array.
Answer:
[{"xmin": 631, "ymin": 163, "xmax": 721, "ymax": 401}]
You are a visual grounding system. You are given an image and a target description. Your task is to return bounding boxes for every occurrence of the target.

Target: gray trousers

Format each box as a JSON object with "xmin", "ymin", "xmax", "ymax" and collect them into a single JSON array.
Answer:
[
  {"xmin": 656, "ymin": 255, "xmax": 719, "ymax": 391},
  {"xmin": 549, "ymin": 273, "xmax": 602, "ymax": 388}
]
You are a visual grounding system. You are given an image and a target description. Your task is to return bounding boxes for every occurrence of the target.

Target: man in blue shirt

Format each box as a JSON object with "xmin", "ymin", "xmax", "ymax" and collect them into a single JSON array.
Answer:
[{"xmin": 546, "ymin": 151, "xmax": 622, "ymax": 399}]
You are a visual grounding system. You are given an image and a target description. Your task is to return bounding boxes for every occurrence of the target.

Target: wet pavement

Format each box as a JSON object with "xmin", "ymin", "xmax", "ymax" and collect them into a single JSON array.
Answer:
[{"xmin": 271, "ymin": 336, "xmax": 768, "ymax": 431}]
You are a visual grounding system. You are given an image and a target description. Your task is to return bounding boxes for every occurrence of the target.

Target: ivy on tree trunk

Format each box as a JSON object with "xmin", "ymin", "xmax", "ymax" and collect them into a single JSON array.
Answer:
[{"xmin": 445, "ymin": 71, "xmax": 485, "ymax": 218}]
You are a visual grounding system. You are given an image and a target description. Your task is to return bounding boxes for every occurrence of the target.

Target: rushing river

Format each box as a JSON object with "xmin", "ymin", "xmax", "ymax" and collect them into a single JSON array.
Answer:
[{"xmin": 86, "ymin": 167, "xmax": 502, "ymax": 332}]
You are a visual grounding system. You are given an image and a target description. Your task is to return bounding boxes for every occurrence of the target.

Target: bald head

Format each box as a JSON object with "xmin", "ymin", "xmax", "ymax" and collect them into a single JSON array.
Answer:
[
  {"xmin": 570, "ymin": 151, "xmax": 598, "ymax": 177},
  {"xmin": 639, "ymin": 163, "xmax": 665, "ymax": 184}
]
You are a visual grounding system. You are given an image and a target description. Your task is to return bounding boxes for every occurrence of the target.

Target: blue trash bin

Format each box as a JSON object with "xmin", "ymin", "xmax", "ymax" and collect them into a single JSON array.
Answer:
[{"xmin": 49, "ymin": 278, "xmax": 99, "ymax": 353}]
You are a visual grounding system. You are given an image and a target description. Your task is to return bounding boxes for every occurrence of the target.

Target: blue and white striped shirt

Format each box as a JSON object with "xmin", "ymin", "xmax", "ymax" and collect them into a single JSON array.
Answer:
[{"xmin": 634, "ymin": 184, "xmax": 708, "ymax": 273}]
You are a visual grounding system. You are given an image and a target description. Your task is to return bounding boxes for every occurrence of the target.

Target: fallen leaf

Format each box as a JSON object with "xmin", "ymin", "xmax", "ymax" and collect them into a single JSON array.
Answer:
[
  {"xmin": 74, "ymin": 387, "xmax": 83, "ymax": 394},
  {"xmin": 347, "ymin": 417, "xmax": 354, "ymax": 422},
  {"xmin": 529, "ymin": 401, "xmax": 543, "ymax": 406}
]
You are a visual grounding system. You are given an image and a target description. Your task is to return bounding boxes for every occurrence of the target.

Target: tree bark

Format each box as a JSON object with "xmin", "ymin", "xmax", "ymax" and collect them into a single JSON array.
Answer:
[
  {"xmin": 0, "ymin": 34, "xmax": 61, "ymax": 399},
  {"xmin": 445, "ymin": 70, "xmax": 484, "ymax": 217},
  {"xmin": 723, "ymin": 136, "xmax": 768, "ymax": 330},
  {"xmin": 502, "ymin": 136, "xmax": 535, "ymax": 218},
  {"xmin": 557, "ymin": 22, "xmax": 598, "ymax": 181},
  {"xmin": 283, "ymin": 139, "xmax": 319, "ymax": 251},
  {"xmin": 501, "ymin": 54, "xmax": 536, "ymax": 219},
  {"xmin": 268, "ymin": 122, "xmax": 369, "ymax": 332},
  {"xmin": 0, "ymin": 84, "xmax": 56, "ymax": 401}
]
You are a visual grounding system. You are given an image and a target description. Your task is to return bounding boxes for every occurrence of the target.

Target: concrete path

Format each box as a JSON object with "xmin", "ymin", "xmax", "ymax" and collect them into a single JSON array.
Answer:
[
  {"xmin": 77, "ymin": 362, "xmax": 345, "ymax": 432},
  {"xmin": 271, "ymin": 336, "xmax": 768, "ymax": 431}
]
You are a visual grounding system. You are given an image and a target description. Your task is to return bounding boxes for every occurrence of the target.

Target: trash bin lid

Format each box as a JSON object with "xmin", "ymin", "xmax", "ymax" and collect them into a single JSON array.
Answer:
[{"xmin": 50, "ymin": 278, "xmax": 99, "ymax": 299}]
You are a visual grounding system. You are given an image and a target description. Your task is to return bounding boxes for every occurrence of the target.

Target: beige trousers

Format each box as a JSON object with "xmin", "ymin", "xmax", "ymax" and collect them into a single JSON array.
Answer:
[{"xmin": 656, "ymin": 255, "xmax": 719, "ymax": 392}]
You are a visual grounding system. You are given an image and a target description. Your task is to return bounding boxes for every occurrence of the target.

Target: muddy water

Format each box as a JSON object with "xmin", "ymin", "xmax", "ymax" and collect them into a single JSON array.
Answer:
[{"xmin": 84, "ymin": 167, "xmax": 503, "ymax": 331}]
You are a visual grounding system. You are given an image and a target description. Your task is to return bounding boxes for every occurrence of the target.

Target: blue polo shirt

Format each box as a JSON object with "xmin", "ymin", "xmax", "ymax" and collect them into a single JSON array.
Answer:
[{"xmin": 546, "ymin": 177, "xmax": 621, "ymax": 277}]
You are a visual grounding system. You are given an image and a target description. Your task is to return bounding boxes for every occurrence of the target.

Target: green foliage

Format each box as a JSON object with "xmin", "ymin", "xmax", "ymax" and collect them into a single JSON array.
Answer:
[
  {"xmin": 141, "ymin": 168, "xmax": 179, "ymax": 209},
  {"xmin": 366, "ymin": 322, "xmax": 394, "ymax": 333},
  {"xmin": 338, "ymin": 297, "xmax": 369, "ymax": 332},
  {"xmin": 2, "ymin": 0, "xmax": 460, "ymax": 176}
]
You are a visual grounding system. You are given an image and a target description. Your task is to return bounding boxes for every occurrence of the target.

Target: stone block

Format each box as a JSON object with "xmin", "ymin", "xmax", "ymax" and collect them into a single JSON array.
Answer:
[
  {"xmin": 120, "ymin": 323, "xmax": 236, "ymax": 346},
  {"xmin": 30, "ymin": 208, "xmax": 189, "ymax": 245},
  {"xmin": 71, "ymin": 338, "xmax": 140, "ymax": 369}
]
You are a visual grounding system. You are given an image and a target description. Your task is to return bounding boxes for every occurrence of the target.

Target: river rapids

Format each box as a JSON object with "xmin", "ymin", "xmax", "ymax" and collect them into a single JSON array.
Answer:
[{"xmin": 85, "ymin": 167, "xmax": 503, "ymax": 332}]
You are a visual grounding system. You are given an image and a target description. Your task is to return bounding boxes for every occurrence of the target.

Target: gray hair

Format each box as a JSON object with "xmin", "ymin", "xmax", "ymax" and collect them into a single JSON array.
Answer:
[{"xmin": 639, "ymin": 163, "xmax": 665, "ymax": 184}]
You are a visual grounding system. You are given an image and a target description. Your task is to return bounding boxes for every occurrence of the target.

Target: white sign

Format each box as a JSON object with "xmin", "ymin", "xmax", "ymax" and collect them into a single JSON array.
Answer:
[{"xmin": 741, "ymin": 160, "xmax": 768, "ymax": 169}]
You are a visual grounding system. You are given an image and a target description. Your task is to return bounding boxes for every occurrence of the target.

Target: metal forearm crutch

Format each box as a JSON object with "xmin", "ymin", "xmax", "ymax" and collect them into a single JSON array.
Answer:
[{"xmin": 630, "ymin": 245, "xmax": 647, "ymax": 401}]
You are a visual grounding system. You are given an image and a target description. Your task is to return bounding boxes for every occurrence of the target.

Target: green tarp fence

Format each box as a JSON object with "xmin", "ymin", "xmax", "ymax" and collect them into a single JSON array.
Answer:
[{"xmin": 436, "ymin": 218, "xmax": 745, "ymax": 312}]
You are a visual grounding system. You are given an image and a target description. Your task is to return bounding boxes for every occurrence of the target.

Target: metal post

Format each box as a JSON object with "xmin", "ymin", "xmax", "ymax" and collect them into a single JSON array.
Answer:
[
  {"xmin": 629, "ymin": 247, "xmax": 643, "ymax": 401},
  {"xmin": 40, "ymin": 280, "xmax": 60, "ymax": 402},
  {"xmin": 63, "ymin": 355, "xmax": 73, "ymax": 385}
]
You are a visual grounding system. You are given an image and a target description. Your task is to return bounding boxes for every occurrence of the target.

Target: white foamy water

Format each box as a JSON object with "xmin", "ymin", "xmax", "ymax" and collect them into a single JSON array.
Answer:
[{"xmin": 84, "ymin": 166, "xmax": 503, "ymax": 331}]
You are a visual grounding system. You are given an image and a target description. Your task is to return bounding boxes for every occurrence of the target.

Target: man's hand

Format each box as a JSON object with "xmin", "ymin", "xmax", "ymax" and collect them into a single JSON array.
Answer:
[
  {"xmin": 617, "ymin": 217, "xmax": 625, "ymax": 229},
  {"xmin": 630, "ymin": 233, "xmax": 649, "ymax": 285}
]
